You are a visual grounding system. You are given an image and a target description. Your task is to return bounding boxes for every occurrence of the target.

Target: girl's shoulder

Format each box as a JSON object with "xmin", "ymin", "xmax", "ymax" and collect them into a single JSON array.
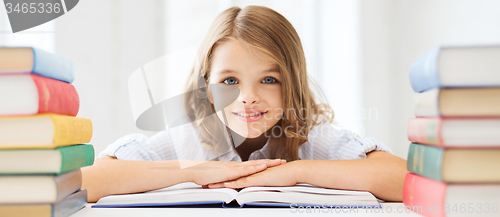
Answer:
[
  {"xmin": 97, "ymin": 122, "xmax": 201, "ymax": 161},
  {"xmin": 97, "ymin": 132, "xmax": 173, "ymax": 161},
  {"xmin": 300, "ymin": 114, "xmax": 393, "ymax": 160}
]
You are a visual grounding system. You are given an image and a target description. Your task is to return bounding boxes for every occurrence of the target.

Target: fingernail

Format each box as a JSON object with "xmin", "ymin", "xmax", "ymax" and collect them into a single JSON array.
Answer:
[
  {"xmin": 224, "ymin": 182, "xmax": 231, "ymax": 186},
  {"xmin": 281, "ymin": 159, "xmax": 287, "ymax": 163},
  {"xmin": 261, "ymin": 164, "xmax": 267, "ymax": 167},
  {"xmin": 274, "ymin": 159, "xmax": 281, "ymax": 161}
]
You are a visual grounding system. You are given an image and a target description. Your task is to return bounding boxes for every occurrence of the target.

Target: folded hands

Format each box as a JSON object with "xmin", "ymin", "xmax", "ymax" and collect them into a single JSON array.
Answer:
[{"xmin": 188, "ymin": 159, "xmax": 301, "ymax": 189}]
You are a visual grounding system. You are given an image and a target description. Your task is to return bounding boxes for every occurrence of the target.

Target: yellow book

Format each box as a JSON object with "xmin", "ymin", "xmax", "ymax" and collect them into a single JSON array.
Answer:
[{"xmin": 0, "ymin": 114, "xmax": 92, "ymax": 149}]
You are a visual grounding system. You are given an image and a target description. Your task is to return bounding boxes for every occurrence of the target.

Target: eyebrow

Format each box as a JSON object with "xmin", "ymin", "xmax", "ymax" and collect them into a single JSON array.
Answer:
[{"xmin": 218, "ymin": 68, "xmax": 280, "ymax": 75}]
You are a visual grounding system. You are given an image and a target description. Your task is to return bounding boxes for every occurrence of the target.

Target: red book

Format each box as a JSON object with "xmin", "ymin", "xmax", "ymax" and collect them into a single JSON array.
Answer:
[
  {"xmin": 403, "ymin": 173, "xmax": 500, "ymax": 217},
  {"xmin": 0, "ymin": 74, "xmax": 79, "ymax": 116}
]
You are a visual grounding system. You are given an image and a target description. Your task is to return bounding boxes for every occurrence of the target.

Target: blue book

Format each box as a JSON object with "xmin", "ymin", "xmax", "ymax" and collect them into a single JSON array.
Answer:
[
  {"xmin": 409, "ymin": 45, "xmax": 500, "ymax": 93},
  {"xmin": 0, "ymin": 47, "xmax": 74, "ymax": 83},
  {"xmin": 92, "ymin": 182, "xmax": 381, "ymax": 209}
]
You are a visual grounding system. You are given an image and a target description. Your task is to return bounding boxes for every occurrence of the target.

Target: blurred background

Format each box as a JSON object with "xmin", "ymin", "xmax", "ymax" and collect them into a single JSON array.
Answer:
[{"xmin": 1, "ymin": 0, "xmax": 499, "ymax": 159}]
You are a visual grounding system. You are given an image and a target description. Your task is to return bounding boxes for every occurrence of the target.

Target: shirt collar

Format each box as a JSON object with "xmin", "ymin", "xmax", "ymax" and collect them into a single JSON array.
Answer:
[
  {"xmin": 218, "ymin": 136, "xmax": 272, "ymax": 161},
  {"xmin": 248, "ymin": 136, "xmax": 272, "ymax": 160}
]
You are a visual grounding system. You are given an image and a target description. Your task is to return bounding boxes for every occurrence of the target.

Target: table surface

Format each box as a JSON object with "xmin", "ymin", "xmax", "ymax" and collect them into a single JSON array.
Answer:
[{"xmin": 72, "ymin": 202, "xmax": 424, "ymax": 217}]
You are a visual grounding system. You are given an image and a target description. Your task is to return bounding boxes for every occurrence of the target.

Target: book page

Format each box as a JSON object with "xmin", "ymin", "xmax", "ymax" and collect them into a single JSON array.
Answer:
[
  {"xmin": 96, "ymin": 182, "xmax": 239, "ymax": 206},
  {"xmin": 126, "ymin": 182, "xmax": 239, "ymax": 197},
  {"xmin": 235, "ymin": 191, "xmax": 378, "ymax": 206},
  {"xmin": 238, "ymin": 183, "xmax": 371, "ymax": 195},
  {"xmin": 234, "ymin": 184, "xmax": 379, "ymax": 207}
]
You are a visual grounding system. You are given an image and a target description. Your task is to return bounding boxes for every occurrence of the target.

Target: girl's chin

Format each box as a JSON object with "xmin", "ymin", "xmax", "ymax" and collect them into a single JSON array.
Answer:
[
  {"xmin": 228, "ymin": 128, "xmax": 264, "ymax": 138},
  {"xmin": 245, "ymin": 133, "xmax": 264, "ymax": 138}
]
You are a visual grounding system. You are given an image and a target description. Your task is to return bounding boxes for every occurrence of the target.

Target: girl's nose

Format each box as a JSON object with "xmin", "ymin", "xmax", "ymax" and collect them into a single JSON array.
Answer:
[
  {"xmin": 238, "ymin": 85, "xmax": 259, "ymax": 104},
  {"xmin": 242, "ymin": 99, "xmax": 257, "ymax": 104}
]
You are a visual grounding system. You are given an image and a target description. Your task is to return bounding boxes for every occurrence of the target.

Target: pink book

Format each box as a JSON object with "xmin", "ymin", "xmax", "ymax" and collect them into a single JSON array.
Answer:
[{"xmin": 407, "ymin": 117, "xmax": 500, "ymax": 148}]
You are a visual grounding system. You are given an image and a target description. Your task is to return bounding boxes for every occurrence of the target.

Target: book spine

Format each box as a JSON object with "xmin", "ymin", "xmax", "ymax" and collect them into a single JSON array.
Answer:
[
  {"xmin": 53, "ymin": 189, "xmax": 87, "ymax": 217},
  {"xmin": 31, "ymin": 74, "xmax": 80, "ymax": 116},
  {"xmin": 407, "ymin": 118, "xmax": 443, "ymax": 147},
  {"xmin": 407, "ymin": 143, "xmax": 445, "ymax": 181},
  {"xmin": 32, "ymin": 48, "xmax": 75, "ymax": 84},
  {"xmin": 403, "ymin": 173, "xmax": 447, "ymax": 217},
  {"xmin": 50, "ymin": 115, "xmax": 93, "ymax": 145},
  {"xmin": 0, "ymin": 205, "xmax": 52, "ymax": 217},
  {"xmin": 409, "ymin": 47, "xmax": 442, "ymax": 93},
  {"xmin": 53, "ymin": 169, "xmax": 82, "ymax": 202},
  {"xmin": 58, "ymin": 145, "xmax": 94, "ymax": 174}
]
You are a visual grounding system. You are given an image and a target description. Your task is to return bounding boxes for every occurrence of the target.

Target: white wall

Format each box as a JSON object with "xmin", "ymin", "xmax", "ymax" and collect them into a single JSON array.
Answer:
[
  {"xmin": 54, "ymin": 0, "xmax": 165, "ymax": 156},
  {"xmin": 360, "ymin": 0, "xmax": 500, "ymax": 158}
]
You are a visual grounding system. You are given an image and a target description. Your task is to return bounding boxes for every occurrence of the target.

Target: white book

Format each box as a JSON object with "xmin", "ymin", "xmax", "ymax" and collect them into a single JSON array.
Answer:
[{"xmin": 93, "ymin": 182, "xmax": 381, "ymax": 208}]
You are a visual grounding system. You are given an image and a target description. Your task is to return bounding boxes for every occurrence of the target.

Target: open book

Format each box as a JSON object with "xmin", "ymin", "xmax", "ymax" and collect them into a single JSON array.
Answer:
[{"xmin": 93, "ymin": 182, "xmax": 381, "ymax": 208}]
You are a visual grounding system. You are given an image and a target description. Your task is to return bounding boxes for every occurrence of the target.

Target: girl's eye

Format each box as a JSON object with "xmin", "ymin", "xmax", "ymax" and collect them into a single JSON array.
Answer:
[
  {"xmin": 262, "ymin": 77, "xmax": 277, "ymax": 84},
  {"xmin": 223, "ymin": 77, "xmax": 238, "ymax": 85}
]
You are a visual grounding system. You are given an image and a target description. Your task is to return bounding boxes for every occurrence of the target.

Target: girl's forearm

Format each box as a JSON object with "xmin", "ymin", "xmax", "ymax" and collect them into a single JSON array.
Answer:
[
  {"xmin": 82, "ymin": 158, "xmax": 190, "ymax": 203},
  {"xmin": 296, "ymin": 151, "xmax": 408, "ymax": 201}
]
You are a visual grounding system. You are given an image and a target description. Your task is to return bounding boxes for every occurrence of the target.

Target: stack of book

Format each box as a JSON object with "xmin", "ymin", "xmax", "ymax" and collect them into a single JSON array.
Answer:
[
  {"xmin": 0, "ymin": 47, "xmax": 94, "ymax": 217},
  {"xmin": 403, "ymin": 45, "xmax": 500, "ymax": 217}
]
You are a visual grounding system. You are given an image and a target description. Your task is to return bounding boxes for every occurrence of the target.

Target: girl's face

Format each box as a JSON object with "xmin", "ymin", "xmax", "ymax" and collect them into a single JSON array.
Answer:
[{"xmin": 209, "ymin": 39, "xmax": 284, "ymax": 138}]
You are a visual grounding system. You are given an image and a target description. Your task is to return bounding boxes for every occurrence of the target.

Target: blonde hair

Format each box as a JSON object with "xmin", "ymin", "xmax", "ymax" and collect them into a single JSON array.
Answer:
[{"xmin": 184, "ymin": 5, "xmax": 334, "ymax": 161}]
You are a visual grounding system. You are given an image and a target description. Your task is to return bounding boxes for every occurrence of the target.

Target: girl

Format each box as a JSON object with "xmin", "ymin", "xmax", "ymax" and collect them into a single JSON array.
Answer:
[{"xmin": 82, "ymin": 5, "xmax": 407, "ymax": 203}]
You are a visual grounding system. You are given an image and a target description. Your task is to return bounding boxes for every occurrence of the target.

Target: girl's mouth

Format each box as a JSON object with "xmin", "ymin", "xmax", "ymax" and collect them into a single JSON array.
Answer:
[{"xmin": 232, "ymin": 111, "xmax": 268, "ymax": 122}]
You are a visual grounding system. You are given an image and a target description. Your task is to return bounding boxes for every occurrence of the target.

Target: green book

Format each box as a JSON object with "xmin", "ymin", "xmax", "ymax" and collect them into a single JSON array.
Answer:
[
  {"xmin": 0, "ymin": 144, "xmax": 94, "ymax": 175},
  {"xmin": 407, "ymin": 143, "xmax": 444, "ymax": 181},
  {"xmin": 407, "ymin": 142, "xmax": 500, "ymax": 183}
]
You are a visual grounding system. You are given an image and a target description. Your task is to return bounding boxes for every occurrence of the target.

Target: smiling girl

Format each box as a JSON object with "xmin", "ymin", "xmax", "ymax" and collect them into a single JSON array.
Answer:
[{"xmin": 82, "ymin": 5, "xmax": 407, "ymax": 203}]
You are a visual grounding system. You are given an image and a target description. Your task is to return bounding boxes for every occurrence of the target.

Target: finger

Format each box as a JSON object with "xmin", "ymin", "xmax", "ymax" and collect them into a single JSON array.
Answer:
[
  {"xmin": 224, "ymin": 175, "xmax": 260, "ymax": 189},
  {"xmin": 226, "ymin": 164, "xmax": 267, "ymax": 181},
  {"xmin": 240, "ymin": 159, "xmax": 283, "ymax": 167},
  {"xmin": 229, "ymin": 166, "xmax": 278, "ymax": 189},
  {"xmin": 195, "ymin": 164, "xmax": 267, "ymax": 185},
  {"xmin": 226, "ymin": 170, "xmax": 272, "ymax": 189},
  {"xmin": 207, "ymin": 182, "xmax": 226, "ymax": 189}
]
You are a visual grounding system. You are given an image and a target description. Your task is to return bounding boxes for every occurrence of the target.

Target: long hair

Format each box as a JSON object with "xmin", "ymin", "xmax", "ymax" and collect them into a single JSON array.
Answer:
[{"xmin": 184, "ymin": 5, "xmax": 334, "ymax": 161}]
